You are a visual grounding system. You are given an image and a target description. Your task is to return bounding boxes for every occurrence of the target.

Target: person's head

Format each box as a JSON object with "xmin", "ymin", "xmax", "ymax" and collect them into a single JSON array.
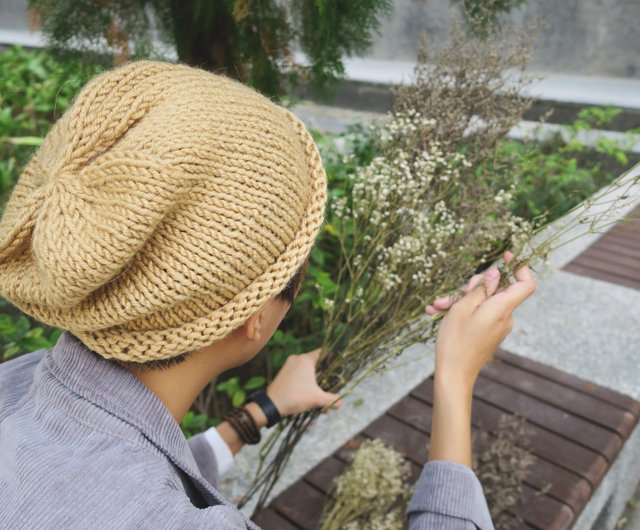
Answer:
[{"xmin": 0, "ymin": 61, "xmax": 326, "ymax": 369}]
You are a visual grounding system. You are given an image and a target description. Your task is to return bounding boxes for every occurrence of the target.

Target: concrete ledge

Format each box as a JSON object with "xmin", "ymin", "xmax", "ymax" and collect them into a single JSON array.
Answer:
[
  {"xmin": 291, "ymin": 56, "xmax": 640, "ymax": 132},
  {"xmin": 573, "ymin": 422, "xmax": 640, "ymax": 530},
  {"xmin": 291, "ymin": 101, "xmax": 640, "ymax": 155}
]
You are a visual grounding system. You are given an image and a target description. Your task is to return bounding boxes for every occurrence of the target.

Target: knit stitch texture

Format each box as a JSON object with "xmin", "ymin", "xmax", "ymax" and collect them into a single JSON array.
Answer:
[{"xmin": 0, "ymin": 60, "xmax": 327, "ymax": 362}]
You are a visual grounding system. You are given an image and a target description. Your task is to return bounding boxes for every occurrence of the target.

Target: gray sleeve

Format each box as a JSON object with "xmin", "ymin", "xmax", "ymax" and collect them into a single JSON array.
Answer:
[
  {"xmin": 188, "ymin": 432, "xmax": 221, "ymax": 489},
  {"xmin": 406, "ymin": 460, "xmax": 494, "ymax": 530}
]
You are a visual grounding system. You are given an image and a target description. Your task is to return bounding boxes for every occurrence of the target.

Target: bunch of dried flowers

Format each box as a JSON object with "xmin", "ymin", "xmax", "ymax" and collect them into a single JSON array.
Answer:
[
  {"xmin": 239, "ymin": 19, "xmax": 639, "ymax": 512},
  {"xmin": 317, "ymin": 439, "xmax": 414, "ymax": 530}
]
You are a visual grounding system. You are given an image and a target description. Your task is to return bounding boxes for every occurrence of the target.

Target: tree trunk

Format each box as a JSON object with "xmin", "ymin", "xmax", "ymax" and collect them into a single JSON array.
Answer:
[{"xmin": 170, "ymin": 0, "xmax": 247, "ymax": 82}]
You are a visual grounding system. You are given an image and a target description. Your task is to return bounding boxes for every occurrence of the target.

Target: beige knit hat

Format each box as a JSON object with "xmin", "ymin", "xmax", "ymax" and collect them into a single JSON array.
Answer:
[{"xmin": 0, "ymin": 60, "xmax": 327, "ymax": 362}]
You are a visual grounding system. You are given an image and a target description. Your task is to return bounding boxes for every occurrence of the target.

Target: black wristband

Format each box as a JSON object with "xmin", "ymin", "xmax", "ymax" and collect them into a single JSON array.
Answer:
[{"xmin": 246, "ymin": 389, "xmax": 282, "ymax": 428}]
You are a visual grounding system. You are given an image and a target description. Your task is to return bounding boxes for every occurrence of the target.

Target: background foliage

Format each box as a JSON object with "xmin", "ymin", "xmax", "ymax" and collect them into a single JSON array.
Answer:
[{"xmin": 28, "ymin": 0, "xmax": 393, "ymax": 97}]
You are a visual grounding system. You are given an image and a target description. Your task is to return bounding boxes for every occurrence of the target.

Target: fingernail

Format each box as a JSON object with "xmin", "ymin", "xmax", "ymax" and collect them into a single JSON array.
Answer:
[{"xmin": 484, "ymin": 268, "xmax": 499, "ymax": 280}]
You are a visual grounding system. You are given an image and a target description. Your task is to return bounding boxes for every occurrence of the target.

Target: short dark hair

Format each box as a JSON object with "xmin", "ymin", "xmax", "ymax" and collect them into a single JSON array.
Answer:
[
  {"xmin": 118, "ymin": 255, "xmax": 310, "ymax": 372},
  {"xmin": 275, "ymin": 256, "xmax": 309, "ymax": 306}
]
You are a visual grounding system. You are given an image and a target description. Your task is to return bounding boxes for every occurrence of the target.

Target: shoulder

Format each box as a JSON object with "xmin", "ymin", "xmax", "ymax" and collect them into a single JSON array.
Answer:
[
  {"xmin": 1, "ymin": 434, "xmax": 246, "ymax": 529},
  {"xmin": 0, "ymin": 348, "xmax": 47, "ymax": 418}
]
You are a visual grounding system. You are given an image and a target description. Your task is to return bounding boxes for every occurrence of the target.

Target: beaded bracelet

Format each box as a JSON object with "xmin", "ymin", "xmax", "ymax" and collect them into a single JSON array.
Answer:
[{"xmin": 223, "ymin": 406, "xmax": 261, "ymax": 445}]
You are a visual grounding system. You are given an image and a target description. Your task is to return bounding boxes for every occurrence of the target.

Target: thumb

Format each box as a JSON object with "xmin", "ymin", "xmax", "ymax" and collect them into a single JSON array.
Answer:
[
  {"xmin": 319, "ymin": 391, "xmax": 343, "ymax": 411},
  {"xmin": 459, "ymin": 268, "xmax": 500, "ymax": 313},
  {"xmin": 307, "ymin": 347, "xmax": 323, "ymax": 365}
]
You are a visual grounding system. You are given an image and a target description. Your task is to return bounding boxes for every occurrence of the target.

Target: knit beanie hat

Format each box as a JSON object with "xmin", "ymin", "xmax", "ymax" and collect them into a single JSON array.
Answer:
[{"xmin": 0, "ymin": 60, "xmax": 327, "ymax": 362}]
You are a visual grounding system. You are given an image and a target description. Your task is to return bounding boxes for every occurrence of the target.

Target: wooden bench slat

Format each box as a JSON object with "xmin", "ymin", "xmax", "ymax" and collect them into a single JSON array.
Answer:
[
  {"xmin": 606, "ymin": 223, "xmax": 640, "ymax": 240},
  {"xmin": 518, "ymin": 483, "xmax": 575, "ymax": 530},
  {"xmin": 252, "ymin": 508, "xmax": 301, "ymax": 530},
  {"xmin": 563, "ymin": 263, "xmax": 640, "ymax": 290},
  {"xmin": 561, "ymin": 205, "xmax": 640, "ymax": 291},
  {"xmin": 590, "ymin": 237, "xmax": 640, "ymax": 259},
  {"xmin": 386, "ymin": 394, "xmax": 433, "ymax": 433},
  {"xmin": 362, "ymin": 414, "xmax": 429, "ymax": 465},
  {"xmin": 388, "ymin": 396, "xmax": 591, "ymax": 511},
  {"xmin": 270, "ymin": 480, "xmax": 327, "ymax": 530},
  {"xmin": 495, "ymin": 349, "xmax": 640, "ymax": 416},
  {"xmin": 364, "ymin": 397, "xmax": 576, "ymax": 529},
  {"xmin": 304, "ymin": 456, "xmax": 346, "ymax": 493},
  {"xmin": 374, "ymin": 429, "xmax": 573, "ymax": 530},
  {"xmin": 586, "ymin": 229, "xmax": 640, "ymax": 251},
  {"xmin": 412, "ymin": 378, "xmax": 609, "ymax": 486},
  {"xmin": 482, "ymin": 360, "xmax": 637, "ymax": 438},
  {"xmin": 570, "ymin": 253, "xmax": 640, "ymax": 281},
  {"xmin": 474, "ymin": 375, "xmax": 623, "ymax": 462},
  {"xmin": 582, "ymin": 245, "xmax": 640, "ymax": 269}
]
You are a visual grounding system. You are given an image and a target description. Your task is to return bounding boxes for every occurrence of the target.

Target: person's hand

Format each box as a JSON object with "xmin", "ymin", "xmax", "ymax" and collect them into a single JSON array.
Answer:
[
  {"xmin": 425, "ymin": 250, "xmax": 514, "ymax": 316},
  {"xmin": 266, "ymin": 348, "xmax": 343, "ymax": 417},
  {"xmin": 431, "ymin": 251, "xmax": 536, "ymax": 387}
]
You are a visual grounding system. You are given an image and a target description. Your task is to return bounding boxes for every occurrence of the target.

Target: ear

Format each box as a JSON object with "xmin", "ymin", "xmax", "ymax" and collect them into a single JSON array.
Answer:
[{"xmin": 244, "ymin": 309, "xmax": 264, "ymax": 342}]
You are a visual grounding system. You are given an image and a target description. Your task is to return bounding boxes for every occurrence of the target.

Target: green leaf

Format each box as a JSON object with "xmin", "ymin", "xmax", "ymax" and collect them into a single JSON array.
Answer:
[
  {"xmin": 323, "ymin": 223, "xmax": 339, "ymax": 236},
  {"xmin": 14, "ymin": 316, "xmax": 30, "ymax": 337},
  {"xmin": 232, "ymin": 389, "xmax": 247, "ymax": 408},
  {"xmin": 244, "ymin": 376, "xmax": 266, "ymax": 390},
  {"xmin": 48, "ymin": 328, "xmax": 64, "ymax": 343},
  {"xmin": 216, "ymin": 376, "xmax": 240, "ymax": 396},
  {"xmin": 27, "ymin": 327, "xmax": 44, "ymax": 337},
  {"xmin": 4, "ymin": 343, "xmax": 22, "ymax": 359},
  {"xmin": 181, "ymin": 411, "xmax": 207, "ymax": 431},
  {"xmin": 0, "ymin": 136, "xmax": 44, "ymax": 146},
  {"xmin": 0, "ymin": 316, "xmax": 17, "ymax": 338},
  {"xmin": 23, "ymin": 336, "xmax": 54, "ymax": 351}
]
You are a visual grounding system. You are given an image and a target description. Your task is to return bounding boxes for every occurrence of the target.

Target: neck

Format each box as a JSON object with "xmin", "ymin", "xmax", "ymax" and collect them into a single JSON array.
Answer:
[
  {"xmin": 130, "ymin": 355, "xmax": 216, "ymax": 424},
  {"xmin": 126, "ymin": 334, "xmax": 251, "ymax": 424}
]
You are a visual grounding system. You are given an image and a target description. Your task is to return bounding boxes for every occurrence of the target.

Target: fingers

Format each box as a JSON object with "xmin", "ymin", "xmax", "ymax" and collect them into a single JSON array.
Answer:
[
  {"xmin": 426, "ymin": 249, "xmax": 524, "ymax": 317},
  {"xmin": 482, "ymin": 266, "xmax": 536, "ymax": 314},
  {"xmin": 319, "ymin": 392, "xmax": 343, "ymax": 413},
  {"xmin": 426, "ymin": 273, "xmax": 484, "ymax": 315},
  {"xmin": 465, "ymin": 274, "xmax": 484, "ymax": 294},
  {"xmin": 457, "ymin": 268, "xmax": 501, "ymax": 313}
]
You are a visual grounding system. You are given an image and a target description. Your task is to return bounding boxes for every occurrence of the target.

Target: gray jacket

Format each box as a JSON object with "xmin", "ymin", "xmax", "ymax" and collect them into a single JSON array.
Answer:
[{"xmin": 0, "ymin": 331, "xmax": 494, "ymax": 529}]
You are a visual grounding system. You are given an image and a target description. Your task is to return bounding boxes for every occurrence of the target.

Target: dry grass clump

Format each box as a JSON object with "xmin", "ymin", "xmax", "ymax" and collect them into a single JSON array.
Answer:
[
  {"xmin": 317, "ymin": 439, "xmax": 414, "ymax": 530},
  {"xmin": 318, "ymin": 416, "xmax": 537, "ymax": 530},
  {"xmin": 392, "ymin": 21, "xmax": 536, "ymax": 168},
  {"xmin": 473, "ymin": 414, "xmax": 536, "ymax": 529}
]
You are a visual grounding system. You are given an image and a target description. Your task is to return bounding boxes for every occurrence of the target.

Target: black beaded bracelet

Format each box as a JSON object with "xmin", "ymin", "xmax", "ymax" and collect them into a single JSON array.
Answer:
[
  {"xmin": 246, "ymin": 389, "xmax": 282, "ymax": 428},
  {"xmin": 223, "ymin": 407, "xmax": 261, "ymax": 445}
]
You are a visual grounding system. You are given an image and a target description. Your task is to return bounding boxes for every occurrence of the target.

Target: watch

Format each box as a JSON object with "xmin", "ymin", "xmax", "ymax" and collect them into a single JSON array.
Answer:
[{"xmin": 246, "ymin": 389, "xmax": 282, "ymax": 428}]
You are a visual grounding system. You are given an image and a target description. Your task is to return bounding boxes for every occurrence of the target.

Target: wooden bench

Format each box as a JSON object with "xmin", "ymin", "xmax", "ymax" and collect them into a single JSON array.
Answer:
[
  {"xmin": 252, "ymin": 349, "xmax": 640, "ymax": 530},
  {"xmin": 563, "ymin": 204, "xmax": 640, "ymax": 290}
]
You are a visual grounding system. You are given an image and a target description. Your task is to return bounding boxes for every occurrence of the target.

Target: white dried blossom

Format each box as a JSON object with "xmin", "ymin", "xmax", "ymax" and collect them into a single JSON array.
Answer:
[
  {"xmin": 494, "ymin": 189, "xmax": 513, "ymax": 204},
  {"xmin": 319, "ymin": 439, "xmax": 413, "ymax": 530}
]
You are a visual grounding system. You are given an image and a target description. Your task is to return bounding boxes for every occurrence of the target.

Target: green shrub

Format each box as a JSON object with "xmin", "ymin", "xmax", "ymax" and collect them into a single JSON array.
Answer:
[
  {"xmin": 0, "ymin": 307, "xmax": 63, "ymax": 362},
  {"xmin": 0, "ymin": 45, "xmax": 102, "ymax": 205},
  {"xmin": 0, "ymin": 46, "xmax": 102, "ymax": 363},
  {"xmin": 493, "ymin": 106, "xmax": 636, "ymax": 224}
]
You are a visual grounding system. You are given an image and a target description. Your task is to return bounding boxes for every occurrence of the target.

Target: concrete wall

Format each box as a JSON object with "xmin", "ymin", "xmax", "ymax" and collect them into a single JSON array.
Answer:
[
  {"xmin": 367, "ymin": 0, "xmax": 640, "ymax": 79},
  {"xmin": 1, "ymin": 0, "xmax": 639, "ymax": 79},
  {"xmin": 0, "ymin": 0, "xmax": 30, "ymax": 32}
]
